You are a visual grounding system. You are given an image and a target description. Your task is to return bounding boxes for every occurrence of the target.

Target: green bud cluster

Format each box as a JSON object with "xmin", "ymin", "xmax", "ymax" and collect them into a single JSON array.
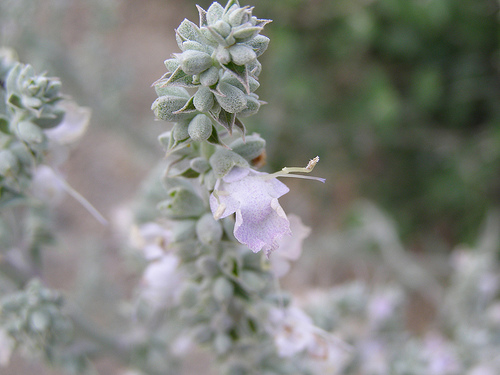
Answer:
[
  {"xmin": 0, "ymin": 279, "xmax": 73, "ymax": 358},
  {"xmin": 0, "ymin": 49, "xmax": 73, "ymax": 203},
  {"xmin": 151, "ymin": 0, "xmax": 270, "ymax": 148}
]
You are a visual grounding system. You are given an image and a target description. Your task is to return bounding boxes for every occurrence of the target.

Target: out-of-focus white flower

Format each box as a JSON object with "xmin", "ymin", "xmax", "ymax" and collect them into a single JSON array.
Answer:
[
  {"xmin": 141, "ymin": 252, "xmax": 182, "ymax": 309},
  {"xmin": 268, "ymin": 306, "xmax": 315, "ymax": 357},
  {"xmin": 45, "ymin": 100, "xmax": 90, "ymax": 145},
  {"xmin": 0, "ymin": 328, "xmax": 14, "ymax": 367},
  {"xmin": 270, "ymin": 214, "xmax": 311, "ymax": 277},
  {"xmin": 131, "ymin": 222, "xmax": 172, "ymax": 261},
  {"xmin": 30, "ymin": 165, "xmax": 66, "ymax": 205},
  {"xmin": 267, "ymin": 305, "xmax": 351, "ymax": 371}
]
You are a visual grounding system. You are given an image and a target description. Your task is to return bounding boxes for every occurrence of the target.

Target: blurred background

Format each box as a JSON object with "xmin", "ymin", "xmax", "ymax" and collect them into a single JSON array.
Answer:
[{"xmin": 1, "ymin": 0, "xmax": 500, "ymax": 373}]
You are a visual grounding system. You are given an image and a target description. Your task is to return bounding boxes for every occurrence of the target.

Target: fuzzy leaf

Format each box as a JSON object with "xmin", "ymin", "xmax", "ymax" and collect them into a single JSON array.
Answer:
[
  {"xmin": 210, "ymin": 107, "xmax": 235, "ymax": 134},
  {"xmin": 222, "ymin": 62, "xmax": 250, "ymax": 94}
]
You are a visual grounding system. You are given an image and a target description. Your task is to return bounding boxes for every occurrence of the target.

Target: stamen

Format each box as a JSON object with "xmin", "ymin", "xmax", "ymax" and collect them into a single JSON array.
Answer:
[{"xmin": 266, "ymin": 156, "xmax": 325, "ymax": 183}]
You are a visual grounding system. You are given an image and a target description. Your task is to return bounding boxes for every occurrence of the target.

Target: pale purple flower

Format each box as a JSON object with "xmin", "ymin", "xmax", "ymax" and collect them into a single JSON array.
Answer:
[
  {"xmin": 210, "ymin": 166, "xmax": 291, "ymax": 254},
  {"xmin": 270, "ymin": 214, "xmax": 311, "ymax": 277}
]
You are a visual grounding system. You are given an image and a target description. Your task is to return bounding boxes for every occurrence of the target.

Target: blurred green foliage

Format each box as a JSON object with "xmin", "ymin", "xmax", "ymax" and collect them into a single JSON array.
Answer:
[{"xmin": 219, "ymin": 0, "xmax": 500, "ymax": 247}]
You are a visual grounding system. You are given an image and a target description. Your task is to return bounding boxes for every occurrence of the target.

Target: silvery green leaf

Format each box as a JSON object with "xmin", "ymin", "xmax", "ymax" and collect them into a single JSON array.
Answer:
[
  {"xmin": 229, "ymin": 44, "xmax": 257, "ymax": 65},
  {"xmin": 172, "ymin": 95, "xmax": 197, "ymax": 115},
  {"xmin": 162, "ymin": 66, "xmax": 197, "ymax": 87},
  {"xmin": 209, "ymin": 148, "xmax": 248, "ymax": 178},
  {"xmin": 214, "ymin": 82, "xmax": 247, "ymax": 114},
  {"xmin": 244, "ymin": 34, "xmax": 270, "ymax": 57},
  {"xmin": 232, "ymin": 25, "xmax": 262, "ymax": 41},
  {"xmin": 223, "ymin": 0, "xmax": 241, "ymax": 15},
  {"xmin": 176, "ymin": 50, "xmax": 213, "ymax": 75},
  {"xmin": 226, "ymin": 5, "xmax": 251, "ymax": 26},
  {"xmin": 164, "ymin": 58, "xmax": 180, "ymax": 73},
  {"xmin": 32, "ymin": 106, "xmax": 64, "ymax": 129},
  {"xmin": 154, "ymin": 82, "xmax": 190, "ymax": 98},
  {"xmin": 222, "ymin": 61, "xmax": 250, "ymax": 93},
  {"xmin": 207, "ymin": 2, "xmax": 224, "ymax": 25},
  {"xmin": 234, "ymin": 117, "xmax": 246, "ymax": 137},
  {"xmin": 230, "ymin": 133, "xmax": 266, "ymax": 161},
  {"xmin": 237, "ymin": 95, "xmax": 260, "ymax": 118},
  {"xmin": 196, "ymin": 213, "xmax": 223, "ymax": 245},
  {"xmin": 16, "ymin": 121, "xmax": 46, "ymax": 145},
  {"xmin": 158, "ymin": 131, "xmax": 171, "ymax": 149},
  {"xmin": 188, "ymin": 114, "xmax": 213, "ymax": 142},
  {"xmin": 181, "ymin": 40, "xmax": 210, "ymax": 53},
  {"xmin": 158, "ymin": 187, "xmax": 206, "ymax": 219},
  {"xmin": 206, "ymin": 124, "xmax": 226, "ymax": 147},
  {"xmin": 0, "ymin": 149, "xmax": 19, "ymax": 176},
  {"xmin": 213, "ymin": 277, "xmax": 234, "ymax": 302},
  {"xmin": 197, "ymin": 5, "xmax": 208, "ymax": 27},
  {"xmin": 210, "ymin": 107, "xmax": 236, "ymax": 134},
  {"xmin": 194, "ymin": 86, "xmax": 215, "ymax": 112},
  {"xmin": 176, "ymin": 18, "xmax": 204, "ymax": 44},
  {"xmin": 190, "ymin": 157, "xmax": 210, "ymax": 173}
]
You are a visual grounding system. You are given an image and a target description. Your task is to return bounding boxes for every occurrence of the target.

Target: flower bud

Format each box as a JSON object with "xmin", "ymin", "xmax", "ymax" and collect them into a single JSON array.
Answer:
[
  {"xmin": 215, "ymin": 82, "xmax": 247, "ymax": 114},
  {"xmin": 188, "ymin": 114, "xmax": 213, "ymax": 142},
  {"xmin": 227, "ymin": 6, "xmax": 251, "ymax": 26},
  {"xmin": 0, "ymin": 150, "xmax": 19, "ymax": 176},
  {"xmin": 232, "ymin": 26, "xmax": 262, "ymax": 41},
  {"xmin": 212, "ymin": 20, "xmax": 231, "ymax": 38},
  {"xmin": 196, "ymin": 213, "xmax": 223, "ymax": 245},
  {"xmin": 228, "ymin": 44, "xmax": 257, "ymax": 66},
  {"xmin": 176, "ymin": 50, "xmax": 213, "ymax": 75},
  {"xmin": 157, "ymin": 187, "xmax": 205, "ymax": 219},
  {"xmin": 215, "ymin": 46, "xmax": 231, "ymax": 65},
  {"xmin": 172, "ymin": 121, "xmax": 190, "ymax": 142},
  {"xmin": 29, "ymin": 310, "xmax": 51, "ymax": 332},
  {"xmin": 179, "ymin": 282, "xmax": 199, "ymax": 308},
  {"xmin": 209, "ymin": 148, "xmax": 248, "ymax": 178},
  {"xmin": 214, "ymin": 333, "xmax": 232, "ymax": 355},
  {"xmin": 181, "ymin": 40, "xmax": 207, "ymax": 53},
  {"xmin": 16, "ymin": 120, "xmax": 46, "ymax": 145},
  {"xmin": 199, "ymin": 66, "xmax": 220, "ymax": 87},
  {"xmin": 193, "ymin": 86, "xmax": 215, "ymax": 112},
  {"xmin": 238, "ymin": 95, "xmax": 260, "ymax": 117},
  {"xmin": 213, "ymin": 277, "xmax": 234, "ymax": 302},
  {"xmin": 196, "ymin": 255, "xmax": 219, "ymax": 278},
  {"xmin": 190, "ymin": 157, "xmax": 210, "ymax": 173},
  {"xmin": 152, "ymin": 95, "xmax": 192, "ymax": 122},
  {"xmin": 192, "ymin": 324, "xmax": 214, "ymax": 344}
]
